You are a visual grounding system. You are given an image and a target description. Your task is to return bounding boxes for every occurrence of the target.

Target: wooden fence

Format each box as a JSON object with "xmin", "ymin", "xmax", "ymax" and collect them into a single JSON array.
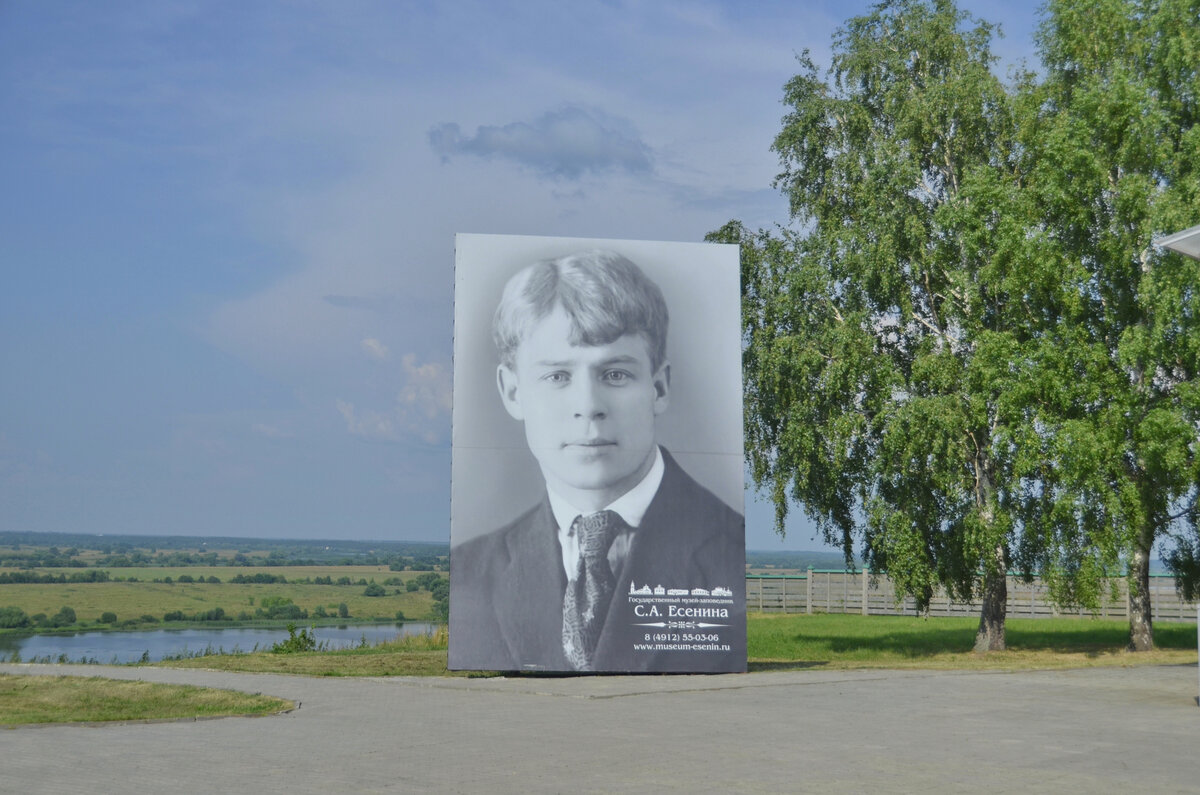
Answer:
[{"xmin": 746, "ymin": 570, "xmax": 1198, "ymax": 622}]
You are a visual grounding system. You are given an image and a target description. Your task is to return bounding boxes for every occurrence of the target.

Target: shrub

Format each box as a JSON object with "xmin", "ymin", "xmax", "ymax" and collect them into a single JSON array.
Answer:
[
  {"xmin": 50, "ymin": 606, "xmax": 77, "ymax": 627},
  {"xmin": 0, "ymin": 606, "xmax": 30, "ymax": 629},
  {"xmin": 338, "ymin": 602, "xmax": 349, "ymax": 618},
  {"xmin": 271, "ymin": 623, "xmax": 317, "ymax": 654},
  {"xmin": 100, "ymin": 611, "xmax": 118, "ymax": 624},
  {"xmin": 363, "ymin": 582, "xmax": 386, "ymax": 597}
]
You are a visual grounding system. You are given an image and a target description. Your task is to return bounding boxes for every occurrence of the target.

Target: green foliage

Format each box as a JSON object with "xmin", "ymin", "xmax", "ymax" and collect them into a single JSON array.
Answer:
[
  {"xmin": 363, "ymin": 581, "xmax": 386, "ymax": 597},
  {"xmin": 50, "ymin": 606, "xmax": 76, "ymax": 627},
  {"xmin": 0, "ymin": 570, "xmax": 110, "ymax": 584},
  {"xmin": 0, "ymin": 606, "xmax": 30, "ymax": 629},
  {"xmin": 711, "ymin": 0, "xmax": 1034, "ymax": 648},
  {"xmin": 271, "ymin": 623, "xmax": 318, "ymax": 654},
  {"xmin": 338, "ymin": 602, "xmax": 349, "ymax": 618},
  {"xmin": 1019, "ymin": 0, "xmax": 1200, "ymax": 651},
  {"xmin": 255, "ymin": 597, "xmax": 306, "ymax": 620},
  {"xmin": 99, "ymin": 612, "xmax": 118, "ymax": 624},
  {"xmin": 712, "ymin": 0, "xmax": 1200, "ymax": 651}
]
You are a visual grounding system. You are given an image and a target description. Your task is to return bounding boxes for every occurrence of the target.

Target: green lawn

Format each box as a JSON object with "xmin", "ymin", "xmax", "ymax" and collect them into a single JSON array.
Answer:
[
  {"xmin": 747, "ymin": 613, "xmax": 1199, "ymax": 670},
  {"xmin": 160, "ymin": 613, "xmax": 1200, "ymax": 676},
  {"xmin": 0, "ymin": 674, "xmax": 292, "ymax": 725}
]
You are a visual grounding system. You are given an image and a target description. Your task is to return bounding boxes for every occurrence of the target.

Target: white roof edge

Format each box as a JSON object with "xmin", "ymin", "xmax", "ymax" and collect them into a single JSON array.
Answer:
[{"xmin": 1156, "ymin": 223, "xmax": 1200, "ymax": 260}]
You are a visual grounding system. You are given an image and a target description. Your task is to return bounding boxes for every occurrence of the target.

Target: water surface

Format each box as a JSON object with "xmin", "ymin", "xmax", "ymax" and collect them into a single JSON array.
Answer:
[{"xmin": 0, "ymin": 623, "xmax": 436, "ymax": 664}]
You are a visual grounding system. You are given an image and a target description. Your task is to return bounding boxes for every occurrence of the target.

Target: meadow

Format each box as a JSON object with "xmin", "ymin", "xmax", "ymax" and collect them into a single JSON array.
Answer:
[{"xmin": 0, "ymin": 565, "xmax": 442, "ymax": 627}]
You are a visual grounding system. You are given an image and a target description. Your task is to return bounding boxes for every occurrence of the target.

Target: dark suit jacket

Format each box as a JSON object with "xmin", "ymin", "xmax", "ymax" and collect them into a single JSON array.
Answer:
[{"xmin": 449, "ymin": 449, "xmax": 746, "ymax": 673}]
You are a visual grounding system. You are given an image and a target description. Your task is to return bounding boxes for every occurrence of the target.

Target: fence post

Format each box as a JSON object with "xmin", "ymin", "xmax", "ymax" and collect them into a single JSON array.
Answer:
[
  {"xmin": 806, "ymin": 567, "xmax": 813, "ymax": 615},
  {"xmin": 781, "ymin": 575, "xmax": 787, "ymax": 614},
  {"xmin": 757, "ymin": 575, "xmax": 763, "ymax": 613},
  {"xmin": 862, "ymin": 569, "xmax": 869, "ymax": 616}
]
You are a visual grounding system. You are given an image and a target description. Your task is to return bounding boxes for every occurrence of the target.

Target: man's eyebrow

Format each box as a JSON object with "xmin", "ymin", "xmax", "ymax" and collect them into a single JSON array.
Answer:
[
  {"xmin": 597, "ymin": 354, "xmax": 641, "ymax": 366},
  {"xmin": 531, "ymin": 354, "xmax": 642, "ymax": 367}
]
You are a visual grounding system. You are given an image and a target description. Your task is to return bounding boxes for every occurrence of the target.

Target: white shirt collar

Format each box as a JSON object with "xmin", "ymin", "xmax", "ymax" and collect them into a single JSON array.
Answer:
[
  {"xmin": 548, "ymin": 445, "xmax": 664, "ymax": 533},
  {"xmin": 549, "ymin": 446, "xmax": 665, "ymax": 580}
]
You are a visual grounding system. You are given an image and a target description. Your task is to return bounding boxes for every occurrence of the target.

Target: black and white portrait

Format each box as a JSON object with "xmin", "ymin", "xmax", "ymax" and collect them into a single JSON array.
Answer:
[{"xmin": 449, "ymin": 234, "xmax": 746, "ymax": 673}]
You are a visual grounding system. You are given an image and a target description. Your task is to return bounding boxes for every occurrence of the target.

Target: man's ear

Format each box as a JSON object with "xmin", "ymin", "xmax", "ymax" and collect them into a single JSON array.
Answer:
[
  {"xmin": 652, "ymin": 362, "xmax": 670, "ymax": 415},
  {"xmin": 496, "ymin": 364, "xmax": 525, "ymax": 420}
]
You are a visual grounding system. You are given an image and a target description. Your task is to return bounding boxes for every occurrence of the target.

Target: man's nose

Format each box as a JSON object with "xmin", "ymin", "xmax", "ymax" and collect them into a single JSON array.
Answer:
[{"xmin": 572, "ymin": 377, "xmax": 607, "ymax": 420}]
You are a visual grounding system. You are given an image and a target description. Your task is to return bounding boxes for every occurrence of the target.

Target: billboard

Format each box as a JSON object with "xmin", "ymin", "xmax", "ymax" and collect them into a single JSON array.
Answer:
[{"xmin": 449, "ymin": 234, "xmax": 746, "ymax": 673}]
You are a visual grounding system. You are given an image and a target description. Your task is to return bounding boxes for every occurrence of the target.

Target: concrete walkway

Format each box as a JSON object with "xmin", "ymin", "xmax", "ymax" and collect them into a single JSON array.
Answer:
[{"xmin": 2, "ymin": 662, "xmax": 1197, "ymax": 793}]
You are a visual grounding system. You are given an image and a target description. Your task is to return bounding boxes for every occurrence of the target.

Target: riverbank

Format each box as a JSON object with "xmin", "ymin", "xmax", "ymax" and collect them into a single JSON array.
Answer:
[{"xmin": 0, "ymin": 621, "xmax": 439, "ymax": 665}]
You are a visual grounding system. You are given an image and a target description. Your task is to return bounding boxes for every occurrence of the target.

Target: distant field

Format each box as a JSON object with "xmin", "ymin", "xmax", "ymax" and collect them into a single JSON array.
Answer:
[{"xmin": 0, "ymin": 566, "xmax": 440, "ymax": 625}]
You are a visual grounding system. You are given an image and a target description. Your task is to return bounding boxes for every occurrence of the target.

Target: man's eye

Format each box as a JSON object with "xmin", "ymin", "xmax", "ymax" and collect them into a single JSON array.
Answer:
[
  {"xmin": 603, "ymin": 370, "xmax": 631, "ymax": 384},
  {"xmin": 543, "ymin": 372, "xmax": 570, "ymax": 384}
]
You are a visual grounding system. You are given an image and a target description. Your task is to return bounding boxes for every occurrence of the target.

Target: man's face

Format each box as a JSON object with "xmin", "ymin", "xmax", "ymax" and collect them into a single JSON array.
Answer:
[{"xmin": 497, "ymin": 307, "xmax": 669, "ymax": 510}]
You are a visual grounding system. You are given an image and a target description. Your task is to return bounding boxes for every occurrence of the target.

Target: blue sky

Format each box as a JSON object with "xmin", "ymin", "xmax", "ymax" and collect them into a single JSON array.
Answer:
[{"xmin": 0, "ymin": 0, "xmax": 1042, "ymax": 548}]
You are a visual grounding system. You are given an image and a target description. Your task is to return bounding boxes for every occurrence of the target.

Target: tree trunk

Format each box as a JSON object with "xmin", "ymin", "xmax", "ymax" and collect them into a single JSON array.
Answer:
[
  {"xmin": 1127, "ymin": 525, "xmax": 1154, "ymax": 651},
  {"xmin": 974, "ymin": 545, "xmax": 1007, "ymax": 653}
]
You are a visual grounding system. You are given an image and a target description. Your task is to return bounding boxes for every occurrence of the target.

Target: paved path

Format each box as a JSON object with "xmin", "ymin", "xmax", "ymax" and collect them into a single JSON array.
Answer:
[{"xmin": 2, "ymin": 662, "xmax": 1197, "ymax": 793}]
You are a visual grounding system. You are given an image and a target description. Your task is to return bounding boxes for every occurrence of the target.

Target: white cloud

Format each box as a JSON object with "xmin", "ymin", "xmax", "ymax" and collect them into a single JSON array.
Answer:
[
  {"xmin": 251, "ymin": 423, "xmax": 294, "ymax": 439},
  {"xmin": 337, "ymin": 354, "xmax": 452, "ymax": 445},
  {"xmin": 361, "ymin": 337, "xmax": 389, "ymax": 360}
]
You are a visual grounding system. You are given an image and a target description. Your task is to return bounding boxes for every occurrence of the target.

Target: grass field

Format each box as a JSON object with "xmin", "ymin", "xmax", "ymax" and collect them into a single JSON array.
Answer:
[
  {"xmin": 0, "ymin": 674, "xmax": 292, "ymax": 725},
  {"xmin": 0, "ymin": 566, "xmax": 440, "ymax": 625},
  {"xmin": 158, "ymin": 613, "xmax": 1200, "ymax": 676},
  {"xmin": 747, "ymin": 613, "xmax": 1199, "ymax": 670},
  {"xmin": 164, "ymin": 626, "xmax": 456, "ymax": 676}
]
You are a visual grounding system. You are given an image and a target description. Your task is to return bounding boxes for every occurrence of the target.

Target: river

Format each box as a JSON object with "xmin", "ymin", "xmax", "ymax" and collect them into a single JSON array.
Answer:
[{"xmin": 0, "ymin": 622, "xmax": 437, "ymax": 664}]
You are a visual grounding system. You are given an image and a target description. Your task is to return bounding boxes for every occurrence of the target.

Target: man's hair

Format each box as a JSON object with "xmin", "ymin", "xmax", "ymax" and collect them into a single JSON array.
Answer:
[{"xmin": 493, "ymin": 249, "xmax": 669, "ymax": 371}]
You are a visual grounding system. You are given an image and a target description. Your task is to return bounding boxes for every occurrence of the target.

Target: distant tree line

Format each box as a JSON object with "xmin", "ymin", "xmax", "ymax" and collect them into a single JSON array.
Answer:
[
  {"xmin": 0, "ymin": 531, "xmax": 450, "ymax": 570},
  {"xmin": 0, "ymin": 570, "xmax": 110, "ymax": 584}
]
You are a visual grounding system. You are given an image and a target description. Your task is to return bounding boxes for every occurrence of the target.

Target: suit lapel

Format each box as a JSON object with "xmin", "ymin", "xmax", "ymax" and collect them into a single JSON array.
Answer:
[
  {"xmin": 594, "ymin": 453, "xmax": 697, "ymax": 669},
  {"xmin": 494, "ymin": 500, "xmax": 569, "ymax": 668}
]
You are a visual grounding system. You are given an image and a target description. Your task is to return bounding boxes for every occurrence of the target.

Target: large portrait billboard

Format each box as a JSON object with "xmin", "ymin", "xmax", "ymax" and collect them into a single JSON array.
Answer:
[{"xmin": 449, "ymin": 234, "xmax": 746, "ymax": 673}]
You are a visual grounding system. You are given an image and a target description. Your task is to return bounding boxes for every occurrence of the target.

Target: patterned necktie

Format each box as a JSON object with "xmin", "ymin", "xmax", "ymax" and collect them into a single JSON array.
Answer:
[{"xmin": 562, "ymin": 510, "xmax": 622, "ymax": 671}]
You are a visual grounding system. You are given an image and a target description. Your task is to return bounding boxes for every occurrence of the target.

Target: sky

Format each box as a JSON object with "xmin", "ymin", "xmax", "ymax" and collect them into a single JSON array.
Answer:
[{"xmin": 0, "ymin": 0, "xmax": 1043, "ymax": 549}]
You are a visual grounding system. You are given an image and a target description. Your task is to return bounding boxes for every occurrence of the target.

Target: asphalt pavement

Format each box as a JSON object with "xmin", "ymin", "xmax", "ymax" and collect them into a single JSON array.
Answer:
[{"xmin": 2, "ymin": 662, "xmax": 1197, "ymax": 793}]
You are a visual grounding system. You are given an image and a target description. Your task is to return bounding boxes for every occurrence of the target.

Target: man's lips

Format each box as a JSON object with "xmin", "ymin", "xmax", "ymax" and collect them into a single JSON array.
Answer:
[{"xmin": 563, "ymin": 438, "xmax": 616, "ymax": 448}]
